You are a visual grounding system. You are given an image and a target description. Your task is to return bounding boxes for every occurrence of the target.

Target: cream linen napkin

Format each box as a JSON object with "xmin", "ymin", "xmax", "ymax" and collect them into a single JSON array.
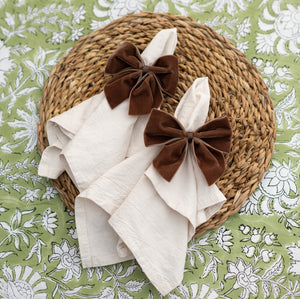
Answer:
[
  {"xmin": 108, "ymin": 77, "xmax": 227, "ymax": 295},
  {"xmin": 76, "ymin": 78, "xmax": 227, "ymax": 295},
  {"xmin": 38, "ymin": 28, "xmax": 178, "ymax": 191}
]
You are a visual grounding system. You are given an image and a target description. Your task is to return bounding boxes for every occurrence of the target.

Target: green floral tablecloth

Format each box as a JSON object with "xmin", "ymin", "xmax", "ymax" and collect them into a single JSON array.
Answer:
[{"xmin": 0, "ymin": 0, "xmax": 299, "ymax": 298}]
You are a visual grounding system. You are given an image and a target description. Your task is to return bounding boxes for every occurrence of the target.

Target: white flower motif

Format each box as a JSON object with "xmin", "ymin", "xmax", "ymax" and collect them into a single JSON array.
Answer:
[
  {"xmin": 277, "ymin": 66, "xmax": 293, "ymax": 79},
  {"xmin": 213, "ymin": 0, "xmax": 250, "ymax": 16},
  {"xmin": 154, "ymin": 0, "xmax": 169, "ymax": 13},
  {"xmin": 5, "ymin": 12, "xmax": 15, "ymax": 27},
  {"xmin": 263, "ymin": 61, "xmax": 275, "ymax": 75},
  {"xmin": 251, "ymin": 57, "xmax": 264, "ymax": 68},
  {"xmin": 239, "ymin": 224, "xmax": 251, "ymax": 234},
  {"xmin": 90, "ymin": 20, "xmax": 103, "ymax": 30},
  {"xmin": 49, "ymin": 31, "xmax": 66, "ymax": 44},
  {"xmin": 225, "ymin": 258, "xmax": 260, "ymax": 298},
  {"xmin": 239, "ymin": 191, "xmax": 260, "ymax": 215},
  {"xmin": 242, "ymin": 246, "xmax": 255, "ymax": 258},
  {"xmin": 70, "ymin": 28, "xmax": 84, "ymax": 41},
  {"xmin": 250, "ymin": 228, "xmax": 262, "ymax": 243},
  {"xmin": 241, "ymin": 160, "xmax": 299, "ymax": 216},
  {"xmin": 274, "ymin": 82, "xmax": 288, "ymax": 94},
  {"xmin": 73, "ymin": 5, "xmax": 86, "ymax": 24},
  {"xmin": 0, "ymin": 40, "xmax": 15, "ymax": 86},
  {"xmin": 264, "ymin": 160, "xmax": 298, "ymax": 199},
  {"xmin": 23, "ymin": 47, "xmax": 58, "ymax": 87},
  {"xmin": 8, "ymin": 98, "xmax": 39, "ymax": 152},
  {"xmin": 109, "ymin": 0, "xmax": 144, "ymax": 18},
  {"xmin": 237, "ymin": 17, "xmax": 251, "ymax": 39},
  {"xmin": 260, "ymin": 249, "xmax": 274, "ymax": 263},
  {"xmin": 15, "ymin": 161, "xmax": 24, "ymax": 169},
  {"xmin": 171, "ymin": 0, "xmax": 204, "ymax": 16},
  {"xmin": 42, "ymin": 186, "xmax": 58, "ymax": 200},
  {"xmin": 49, "ymin": 239, "xmax": 81, "ymax": 282},
  {"xmin": 257, "ymin": 3, "xmax": 300, "ymax": 55},
  {"xmin": 237, "ymin": 41, "xmax": 249, "ymax": 53},
  {"xmin": 21, "ymin": 188, "xmax": 40, "ymax": 202},
  {"xmin": 0, "ymin": 262, "xmax": 47, "ymax": 299},
  {"xmin": 41, "ymin": 208, "xmax": 57, "ymax": 234},
  {"xmin": 275, "ymin": 89, "xmax": 300, "ymax": 130},
  {"xmin": 287, "ymin": 240, "xmax": 300, "ymax": 275},
  {"xmin": 92, "ymin": 0, "xmax": 145, "ymax": 29},
  {"xmin": 256, "ymin": 32, "xmax": 277, "ymax": 54},
  {"xmin": 68, "ymin": 228, "xmax": 78, "ymax": 240},
  {"xmin": 215, "ymin": 226, "xmax": 233, "ymax": 252},
  {"xmin": 264, "ymin": 233, "xmax": 277, "ymax": 245}
]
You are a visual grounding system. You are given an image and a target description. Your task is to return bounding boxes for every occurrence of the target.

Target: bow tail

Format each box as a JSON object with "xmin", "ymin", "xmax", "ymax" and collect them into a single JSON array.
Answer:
[
  {"xmin": 193, "ymin": 140, "xmax": 225, "ymax": 186},
  {"xmin": 104, "ymin": 71, "xmax": 140, "ymax": 109},
  {"xmin": 152, "ymin": 55, "xmax": 179, "ymax": 96},
  {"xmin": 129, "ymin": 74, "xmax": 163, "ymax": 115},
  {"xmin": 153, "ymin": 139, "xmax": 188, "ymax": 182}
]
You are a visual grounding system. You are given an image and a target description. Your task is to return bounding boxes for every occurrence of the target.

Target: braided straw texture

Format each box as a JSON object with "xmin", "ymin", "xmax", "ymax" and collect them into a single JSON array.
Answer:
[{"xmin": 37, "ymin": 12, "xmax": 276, "ymax": 238}]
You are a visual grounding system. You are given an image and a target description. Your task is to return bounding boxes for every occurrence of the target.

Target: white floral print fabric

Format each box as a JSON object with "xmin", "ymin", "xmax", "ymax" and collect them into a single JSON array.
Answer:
[{"xmin": 0, "ymin": 0, "xmax": 299, "ymax": 298}]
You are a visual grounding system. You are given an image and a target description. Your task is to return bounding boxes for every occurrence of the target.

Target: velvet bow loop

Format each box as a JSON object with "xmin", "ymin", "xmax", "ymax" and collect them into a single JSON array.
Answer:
[
  {"xmin": 144, "ymin": 109, "xmax": 232, "ymax": 185},
  {"xmin": 104, "ymin": 42, "xmax": 178, "ymax": 115}
]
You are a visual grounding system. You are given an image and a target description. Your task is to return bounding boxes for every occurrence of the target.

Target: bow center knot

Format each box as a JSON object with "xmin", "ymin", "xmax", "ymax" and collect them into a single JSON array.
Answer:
[
  {"xmin": 187, "ymin": 132, "xmax": 194, "ymax": 143},
  {"xmin": 104, "ymin": 42, "xmax": 178, "ymax": 115},
  {"xmin": 142, "ymin": 65, "xmax": 149, "ymax": 75}
]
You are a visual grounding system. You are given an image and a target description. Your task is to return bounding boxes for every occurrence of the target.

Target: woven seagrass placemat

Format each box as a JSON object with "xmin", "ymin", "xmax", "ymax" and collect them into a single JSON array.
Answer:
[{"xmin": 37, "ymin": 11, "xmax": 276, "ymax": 237}]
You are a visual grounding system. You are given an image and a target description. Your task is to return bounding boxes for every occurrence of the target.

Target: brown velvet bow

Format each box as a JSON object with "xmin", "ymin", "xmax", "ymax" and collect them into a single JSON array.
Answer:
[
  {"xmin": 144, "ymin": 109, "xmax": 232, "ymax": 185},
  {"xmin": 104, "ymin": 42, "xmax": 178, "ymax": 115}
]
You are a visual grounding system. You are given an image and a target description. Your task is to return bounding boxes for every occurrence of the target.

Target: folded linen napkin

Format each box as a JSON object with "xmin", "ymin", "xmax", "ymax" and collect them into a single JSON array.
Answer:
[
  {"xmin": 75, "ymin": 78, "xmax": 232, "ymax": 295},
  {"xmin": 38, "ymin": 28, "xmax": 178, "ymax": 191},
  {"xmin": 109, "ymin": 78, "xmax": 231, "ymax": 294}
]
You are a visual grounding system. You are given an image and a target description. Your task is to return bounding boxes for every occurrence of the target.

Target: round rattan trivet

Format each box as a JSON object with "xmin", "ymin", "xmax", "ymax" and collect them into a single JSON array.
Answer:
[{"xmin": 37, "ymin": 11, "xmax": 276, "ymax": 238}]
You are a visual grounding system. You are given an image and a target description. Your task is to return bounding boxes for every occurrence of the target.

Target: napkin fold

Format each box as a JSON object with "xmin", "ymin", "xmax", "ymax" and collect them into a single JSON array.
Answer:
[
  {"xmin": 38, "ymin": 28, "xmax": 178, "ymax": 191},
  {"xmin": 75, "ymin": 78, "xmax": 229, "ymax": 295},
  {"xmin": 109, "ymin": 78, "xmax": 228, "ymax": 294}
]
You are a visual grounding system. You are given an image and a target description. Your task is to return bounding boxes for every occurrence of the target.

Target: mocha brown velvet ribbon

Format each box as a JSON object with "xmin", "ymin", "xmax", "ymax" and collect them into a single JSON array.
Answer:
[
  {"xmin": 104, "ymin": 42, "xmax": 178, "ymax": 115},
  {"xmin": 144, "ymin": 109, "xmax": 232, "ymax": 185}
]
